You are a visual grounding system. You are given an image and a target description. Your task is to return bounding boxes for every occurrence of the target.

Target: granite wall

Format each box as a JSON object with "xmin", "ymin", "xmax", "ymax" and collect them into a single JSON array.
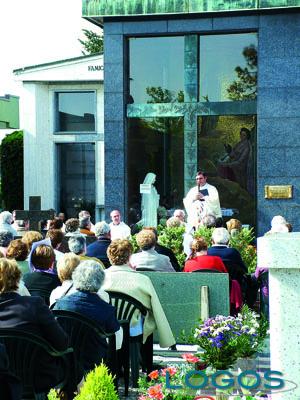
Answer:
[{"xmin": 104, "ymin": 11, "xmax": 300, "ymax": 234}]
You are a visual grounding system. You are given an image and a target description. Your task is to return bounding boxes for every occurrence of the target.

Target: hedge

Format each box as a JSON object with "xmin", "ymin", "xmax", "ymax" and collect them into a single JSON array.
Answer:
[{"xmin": 0, "ymin": 130, "xmax": 23, "ymax": 210}]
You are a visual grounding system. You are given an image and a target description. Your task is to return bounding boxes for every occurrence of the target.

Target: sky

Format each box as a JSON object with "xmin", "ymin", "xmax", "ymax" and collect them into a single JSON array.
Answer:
[{"xmin": 0, "ymin": 0, "xmax": 101, "ymax": 97}]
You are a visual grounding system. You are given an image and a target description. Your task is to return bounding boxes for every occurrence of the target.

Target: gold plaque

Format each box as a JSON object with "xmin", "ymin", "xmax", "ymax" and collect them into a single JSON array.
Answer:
[{"xmin": 264, "ymin": 185, "xmax": 293, "ymax": 199}]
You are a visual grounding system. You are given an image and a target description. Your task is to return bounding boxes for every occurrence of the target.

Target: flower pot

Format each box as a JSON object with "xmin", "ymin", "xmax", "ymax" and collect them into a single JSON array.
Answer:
[{"xmin": 235, "ymin": 356, "xmax": 257, "ymax": 372}]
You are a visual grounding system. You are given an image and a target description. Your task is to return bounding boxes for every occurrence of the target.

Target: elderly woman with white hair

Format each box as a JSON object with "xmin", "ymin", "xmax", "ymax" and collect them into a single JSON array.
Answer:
[
  {"xmin": 68, "ymin": 234, "xmax": 105, "ymax": 269},
  {"xmin": 49, "ymin": 253, "xmax": 109, "ymax": 306},
  {"xmin": 0, "ymin": 211, "xmax": 17, "ymax": 236},
  {"xmin": 53, "ymin": 260, "xmax": 120, "ymax": 373},
  {"xmin": 266, "ymin": 215, "xmax": 289, "ymax": 234}
]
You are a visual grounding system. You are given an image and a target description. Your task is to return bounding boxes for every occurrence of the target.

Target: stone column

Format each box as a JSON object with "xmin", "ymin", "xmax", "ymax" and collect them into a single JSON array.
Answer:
[{"xmin": 257, "ymin": 232, "xmax": 300, "ymax": 399}]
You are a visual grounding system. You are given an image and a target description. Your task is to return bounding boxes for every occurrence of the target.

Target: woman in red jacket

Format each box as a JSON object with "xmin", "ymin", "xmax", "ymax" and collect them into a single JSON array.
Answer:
[{"xmin": 184, "ymin": 237, "xmax": 227, "ymax": 273}]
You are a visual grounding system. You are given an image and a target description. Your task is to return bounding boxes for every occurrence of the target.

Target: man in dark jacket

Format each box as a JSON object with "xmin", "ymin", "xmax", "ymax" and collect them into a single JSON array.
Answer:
[
  {"xmin": 207, "ymin": 227, "xmax": 247, "ymax": 274},
  {"xmin": 86, "ymin": 221, "xmax": 111, "ymax": 268}
]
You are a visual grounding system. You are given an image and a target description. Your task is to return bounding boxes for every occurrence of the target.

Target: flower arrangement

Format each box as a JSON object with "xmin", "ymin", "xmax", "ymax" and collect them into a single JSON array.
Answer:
[
  {"xmin": 192, "ymin": 306, "xmax": 268, "ymax": 370},
  {"xmin": 138, "ymin": 352, "xmax": 269, "ymax": 400}
]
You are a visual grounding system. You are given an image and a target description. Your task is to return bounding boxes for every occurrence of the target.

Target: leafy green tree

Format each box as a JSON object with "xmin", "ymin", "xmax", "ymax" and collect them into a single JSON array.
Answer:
[
  {"xmin": 78, "ymin": 29, "xmax": 103, "ymax": 55},
  {"xmin": 146, "ymin": 86, "xmax": 184, "ymax": 104},
  {"xmin": 0, "ymin": 130, "xmax": 23, "ymax": 210},
  {"xmin": 227, "ymin": 45, "xmax": 257, "ymax": 101}
]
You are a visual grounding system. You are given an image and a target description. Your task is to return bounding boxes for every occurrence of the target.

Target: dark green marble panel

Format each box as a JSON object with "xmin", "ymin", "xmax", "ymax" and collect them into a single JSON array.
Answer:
[
  {"xmin": 127, "ymin": 101, "xmax": 255, "ymax": 118},
  {"xmin": 82, "ymin": 0, "xmax": 298, "ymax": 17},
  {"xmin": 140, "ymin": 272, "xmax": 230, "ymax": 342},
  {"xmin": 185, "ymin": 165, "xmax": 198, "ymax": 186}
]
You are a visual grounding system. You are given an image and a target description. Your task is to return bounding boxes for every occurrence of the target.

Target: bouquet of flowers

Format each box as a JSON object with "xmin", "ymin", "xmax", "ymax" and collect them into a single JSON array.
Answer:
[{"xmin": 192, "ymin": 306, "xmax": 268, "ymax": 370}]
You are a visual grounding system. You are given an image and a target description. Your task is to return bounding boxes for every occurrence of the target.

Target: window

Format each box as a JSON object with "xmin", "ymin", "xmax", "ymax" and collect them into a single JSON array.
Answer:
[
  {"xmin": 55, "ymin": 91, "xmax": 96, "ymax": 132},
  {"xmin": 129, "ymin": 36, "xmax": 184, "ymax": 104},
  {"xmin": 199, "ymin": 33, "xmax": 258, "ymax": 102},
  {"xmin": 127, "ymin": 117, "xmax": 184, "ymax": 225}
]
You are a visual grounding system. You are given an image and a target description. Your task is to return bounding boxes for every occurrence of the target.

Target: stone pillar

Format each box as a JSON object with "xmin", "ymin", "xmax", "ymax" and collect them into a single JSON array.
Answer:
[{"xmin": 257, "ymin": 232, "xmax": 300, "ymax": 399}]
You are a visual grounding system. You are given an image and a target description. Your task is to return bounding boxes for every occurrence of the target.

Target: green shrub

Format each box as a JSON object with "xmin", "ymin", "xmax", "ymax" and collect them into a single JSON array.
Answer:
[
  {"xmin": 131, "ymin": 224, "xmax": 257, "ymax": 273},
  {"xmin": 47, "ymin": 389, "xmax": 61, "ymax": 400},
  {"xmin": 130, "ymin": 232, "xmax": 139, "ymax": 253},
  {"xmin": 158, "ymin": 225, "xmax": 186, "ymax": 269},
  {"xmin": 229, "ymin": 227, "xmax": 257, "ymax": 273},
  {"xmin": 0, "ymin": 130, "xmax": 23, "ymax": 210},
  {"xmin": 74, "ymin": 363, "xmax": 118, "ymax": 400},
  {"xmin": 194, "ymin": 225, "xmax": 214, "ymax": 245}
]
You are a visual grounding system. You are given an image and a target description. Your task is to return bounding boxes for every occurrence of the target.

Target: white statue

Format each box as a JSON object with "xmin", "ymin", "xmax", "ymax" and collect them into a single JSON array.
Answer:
[{"xmin": 140, "ymin": 172, "xmax": 160, "ymax": 227}]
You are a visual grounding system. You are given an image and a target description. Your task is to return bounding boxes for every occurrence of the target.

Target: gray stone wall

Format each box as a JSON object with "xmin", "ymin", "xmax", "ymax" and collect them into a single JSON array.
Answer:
[
  {"xmin": 104, "ymin": 12, "xmax": 300, "ymax": 233},
  {"xmin": 257, "ymin": 14, "xmax": 300, "ymax": 235}
]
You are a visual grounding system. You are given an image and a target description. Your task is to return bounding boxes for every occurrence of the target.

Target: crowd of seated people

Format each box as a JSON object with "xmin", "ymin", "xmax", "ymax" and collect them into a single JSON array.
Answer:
[{"xmin": 0, "ymin": 206, "xmax": 289, "ymax": 396}]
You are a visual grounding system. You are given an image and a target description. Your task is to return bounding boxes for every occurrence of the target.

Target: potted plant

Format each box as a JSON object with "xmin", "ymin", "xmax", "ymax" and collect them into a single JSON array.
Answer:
[
  {"xmin": 193, "ymin": 306, "xmax": 268, "ymax": 369},
  {"xmin": 189, "ymin": 306, "xmax": 268, "ymax": 399}
]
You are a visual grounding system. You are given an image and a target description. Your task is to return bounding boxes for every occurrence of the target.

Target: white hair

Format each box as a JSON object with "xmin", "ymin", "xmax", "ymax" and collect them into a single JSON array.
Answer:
[
  {"xmin": 94, "ymin": 221, "xmax": 110, "ymax": 237},
  {"xmin": 68, "ymin": 235, "xmax": 86, "ymax": 255},
  {"xmin": 0, "ymin": 211, "xmax": 13, "ymax": 225},
  {"xmin": 270, "ymin": 215, "xmax": 288, "ymax": 233},
  {"xmin": 271, "ymin": 215, "xmax": 287, "ymax": 227},
  {"xmin": 72, "ymin": 260, "xmax": 105, "ymax": 292},
  {"xmin": 212, "ymin": 227, "xmax": 230, "ymax": 245},
  {"xmin": 173, "ymin": 209, "xmax": 185, "ymax": 217}
]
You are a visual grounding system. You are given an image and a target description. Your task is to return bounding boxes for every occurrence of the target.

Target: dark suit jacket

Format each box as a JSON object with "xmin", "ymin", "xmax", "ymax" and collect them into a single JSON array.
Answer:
[
  {"xmin": 0, "ymin": 292, "xmax": 68, "ymax": 390},
  {"xmin": 86, "ymin": 237, "xmax": 111, "ymax": 268},
  {"xmin": 207, "ymin": 245, "xmax": 248, "ymax": 287},
  {"xmin": 207, "ymin": 246, "xmax": 247, "ymax": 271},
  {"xmin": 23, "ymin": 271, "xmax": 61, "ymax": 304},
  {"xmin": 54, "ymin": 291, "xmax": 119, "ymax": 371}
]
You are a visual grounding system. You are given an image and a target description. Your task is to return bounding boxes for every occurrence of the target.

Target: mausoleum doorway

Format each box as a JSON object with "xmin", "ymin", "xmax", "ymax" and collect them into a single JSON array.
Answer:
[{"xmin": 56, "ymin": 143, "xmax": 95, "ymax": 219}]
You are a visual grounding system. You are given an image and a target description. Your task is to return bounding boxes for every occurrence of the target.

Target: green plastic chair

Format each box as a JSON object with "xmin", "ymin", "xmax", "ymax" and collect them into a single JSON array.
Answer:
[
  {"xmin": 0, "ymin": 328, "xmax": 74, "ymax": 400},
  {"xmin": 52, "ymin": 310, "xmax": 117, "ymax": 385},
  {"xmin": 108, "ymin": 291, "xmax": 153, "ymax": 391}
]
